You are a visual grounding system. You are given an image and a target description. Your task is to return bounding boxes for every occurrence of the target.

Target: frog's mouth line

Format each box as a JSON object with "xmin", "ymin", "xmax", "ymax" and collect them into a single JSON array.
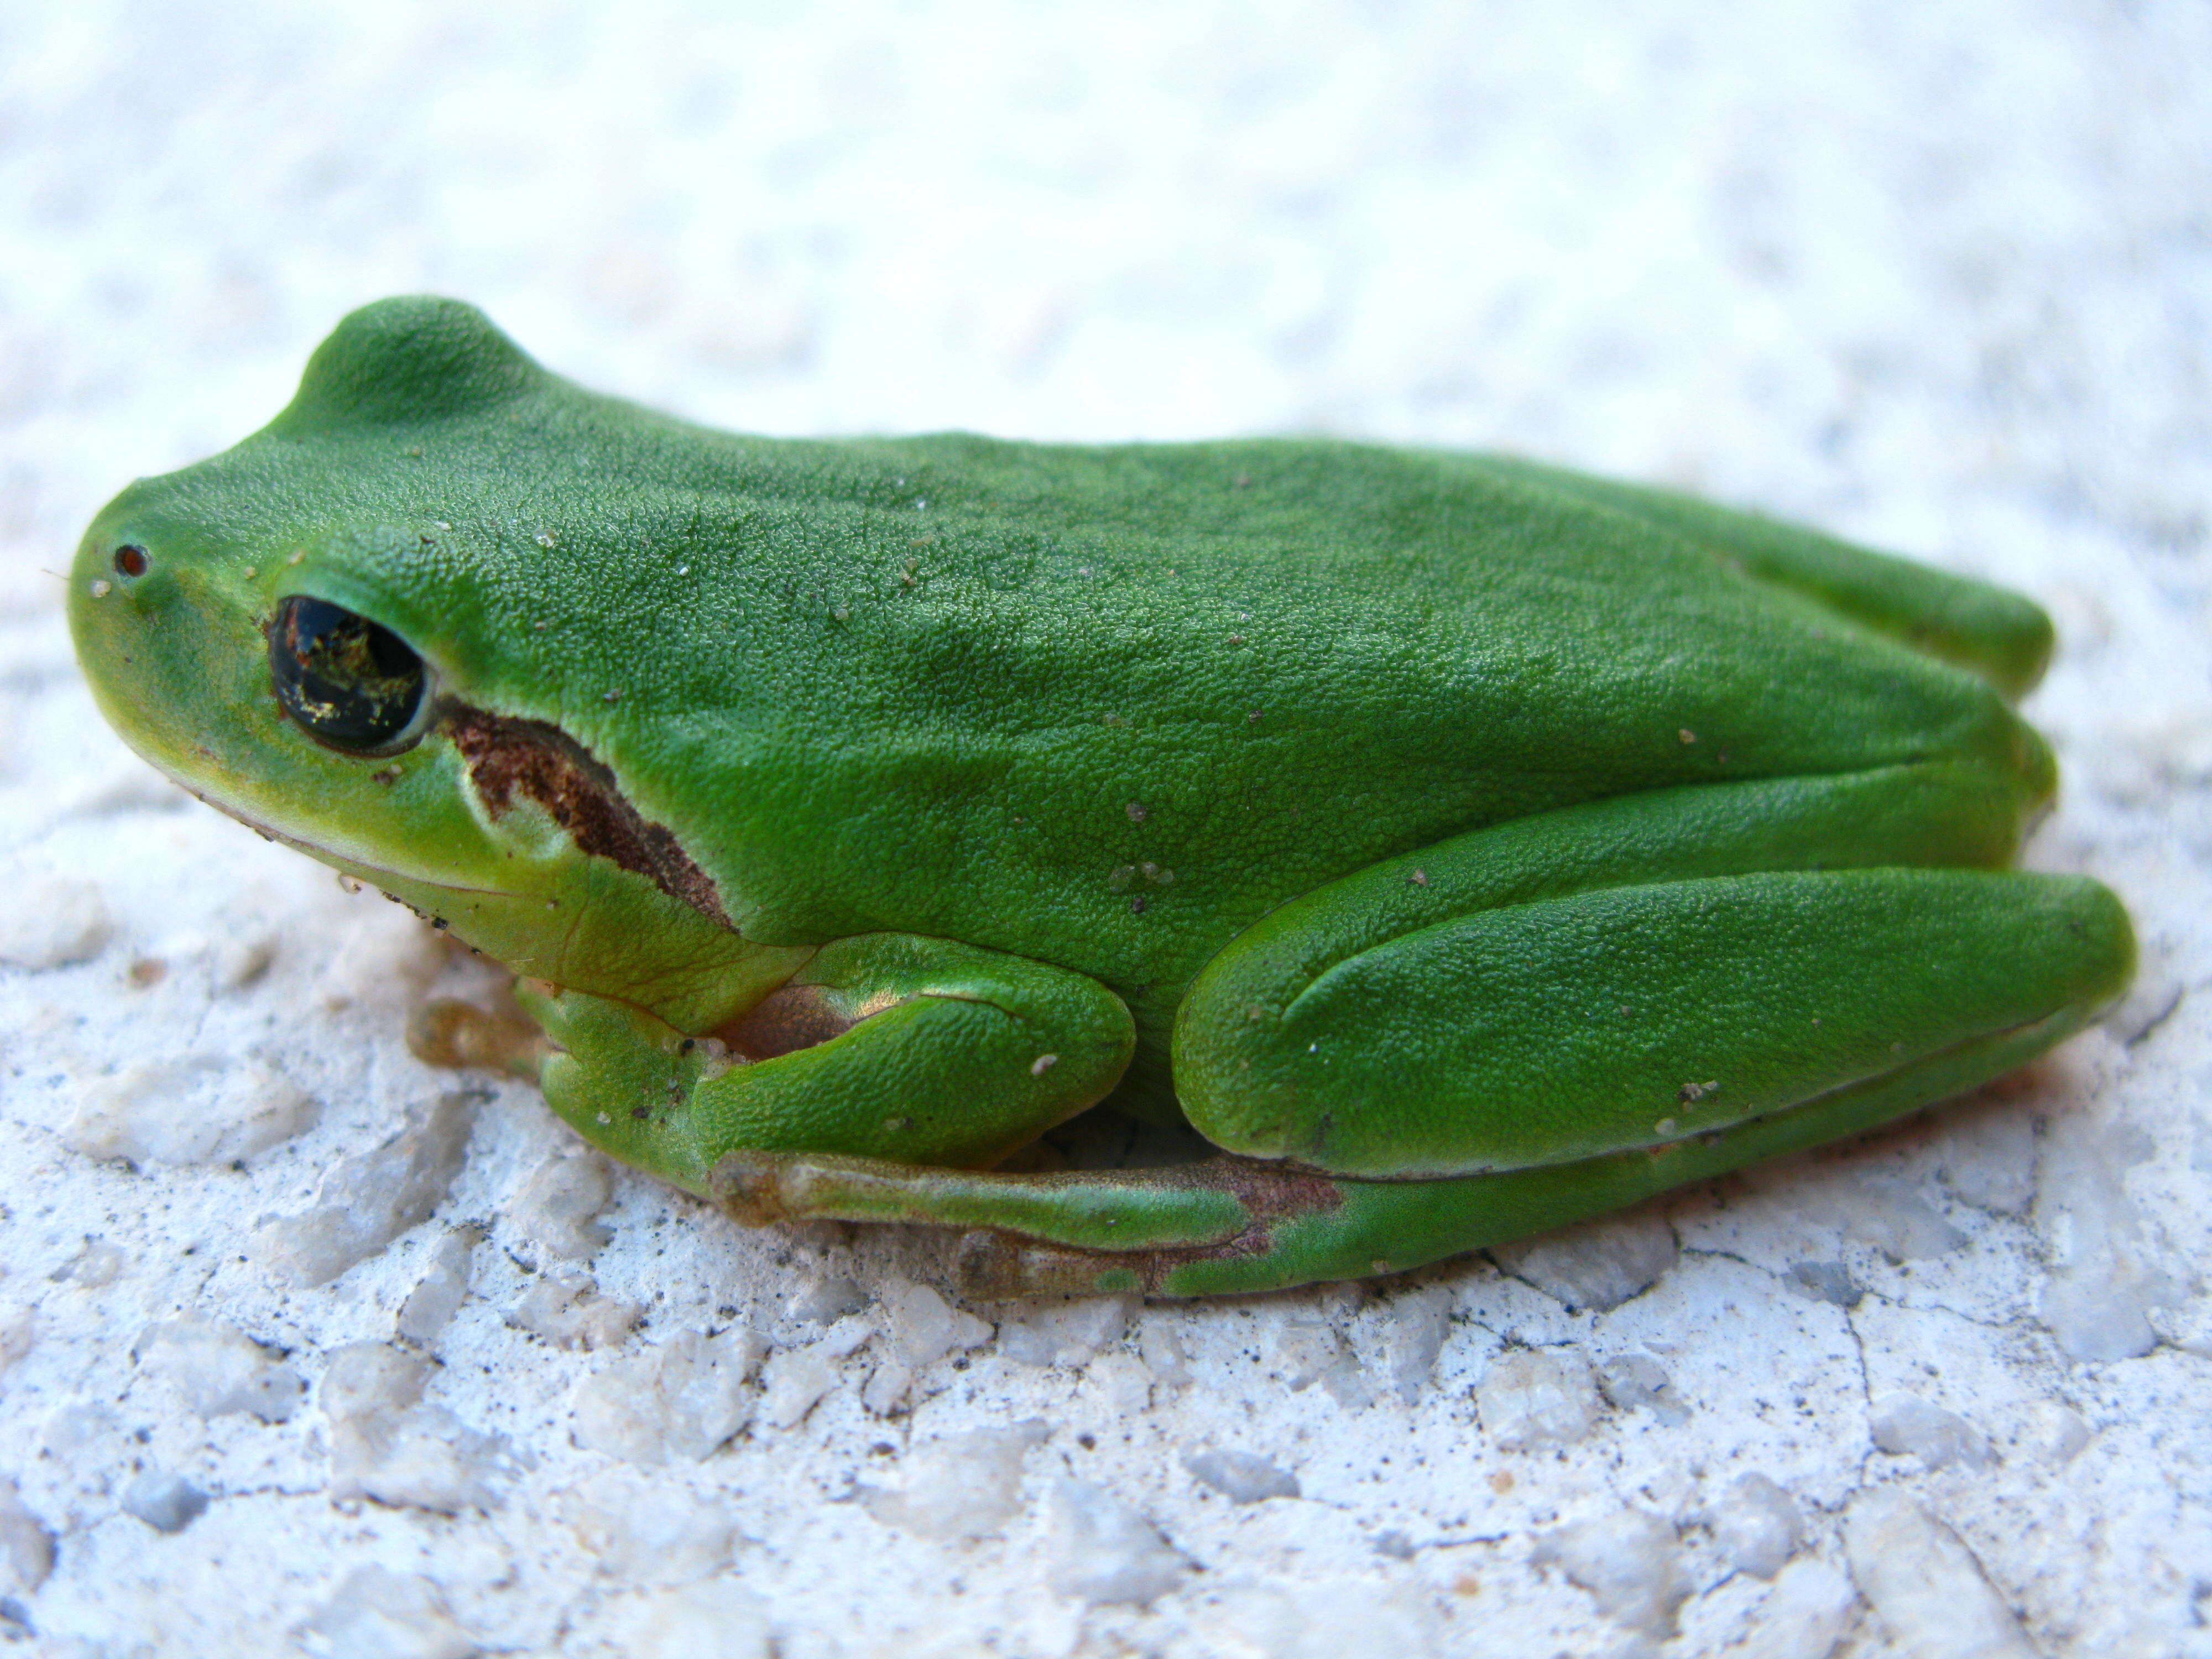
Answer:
[{"xmin": 152, "ymin": 769, "xmax": 531, "ymax": 901}]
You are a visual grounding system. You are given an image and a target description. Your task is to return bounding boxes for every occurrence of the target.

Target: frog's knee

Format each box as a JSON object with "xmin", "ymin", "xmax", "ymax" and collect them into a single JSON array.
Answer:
[{"xmin": 1170, "ymin": 961, "xmax": 1388, "ymax": 1168}]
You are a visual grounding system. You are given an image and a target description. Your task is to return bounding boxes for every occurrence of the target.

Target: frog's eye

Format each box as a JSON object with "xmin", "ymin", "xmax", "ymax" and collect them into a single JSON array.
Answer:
[{"xmin": 268, "ymin": 596, "xmax": 431, "ymax": 755}]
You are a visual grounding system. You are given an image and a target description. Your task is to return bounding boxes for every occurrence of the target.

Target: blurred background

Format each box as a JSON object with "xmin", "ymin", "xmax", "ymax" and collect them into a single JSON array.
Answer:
[{"xmin": 5, "ymin": 2, "xmax": 2205, "ymax": 595}]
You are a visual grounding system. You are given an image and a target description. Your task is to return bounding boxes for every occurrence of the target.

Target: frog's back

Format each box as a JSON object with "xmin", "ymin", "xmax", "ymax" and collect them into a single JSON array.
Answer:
[{"xmin": 637, "ymin": 430, "xmax": 2048, "ymax": 1001}]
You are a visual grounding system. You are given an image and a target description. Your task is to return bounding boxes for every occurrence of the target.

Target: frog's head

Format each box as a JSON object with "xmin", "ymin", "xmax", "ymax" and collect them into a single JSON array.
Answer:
[{"xmin": 69, "ymin": 298, "xmax": 778, "ymax": 1027}]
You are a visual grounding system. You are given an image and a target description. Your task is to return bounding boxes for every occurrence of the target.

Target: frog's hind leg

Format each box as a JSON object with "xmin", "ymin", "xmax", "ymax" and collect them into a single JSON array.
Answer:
[
  {"xmin": 1474, "ymin": 456, "xmax": 2054, "ymax": 696},
  {"xmin": 1168, "ymin": 765, "xmax": 2128, "ymax": 1181},
  {"xmin": 711, "ymin": 995, "xmax": 2094, "ymax": 1297},
  {"xmin": 714, "ymin": 765, "xmax": 2131, "ymax": 1296}
]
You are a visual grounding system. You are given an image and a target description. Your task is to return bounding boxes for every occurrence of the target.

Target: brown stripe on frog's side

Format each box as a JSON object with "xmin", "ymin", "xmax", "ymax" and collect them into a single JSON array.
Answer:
[{"xmin": 442, "ymin": 702, "xmax": 733, "ymax": 928}]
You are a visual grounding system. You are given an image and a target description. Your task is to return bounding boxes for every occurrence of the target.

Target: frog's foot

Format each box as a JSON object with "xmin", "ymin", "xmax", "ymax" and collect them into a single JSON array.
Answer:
[
  {"xmin": 708, "ymin": 993, "xmax": 2098, "ymax": 1297},
  {"xmin": 712, "ymin": 1146, "xmax": 1269, "ymax": 1251},
  {"xmin": 407, "ymin": 995, "xmax": 551, "ymax": 1080}
]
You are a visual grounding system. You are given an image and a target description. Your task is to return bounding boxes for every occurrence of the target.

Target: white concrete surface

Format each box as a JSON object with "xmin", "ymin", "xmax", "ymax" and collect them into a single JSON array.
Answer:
[{"xmin": 2, "ymin": 4, "xmax": 2206, "ymax": 1654}]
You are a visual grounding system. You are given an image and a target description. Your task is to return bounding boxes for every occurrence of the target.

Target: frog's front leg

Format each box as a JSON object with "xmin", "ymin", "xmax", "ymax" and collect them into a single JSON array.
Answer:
[
  {"xmin": 519, "ymin": 933, "xmax": 1135, "ymax": 1187},
  {"xmin": 717, "ymin": 764, "xmax": 2131, "ymax": 1296}
]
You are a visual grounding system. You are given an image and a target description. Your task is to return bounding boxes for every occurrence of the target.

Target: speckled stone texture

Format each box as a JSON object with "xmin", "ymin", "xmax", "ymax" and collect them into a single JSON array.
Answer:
[{"xmin": 2, "ymin": 5, "xmax": 2207, "ymax": 1656}]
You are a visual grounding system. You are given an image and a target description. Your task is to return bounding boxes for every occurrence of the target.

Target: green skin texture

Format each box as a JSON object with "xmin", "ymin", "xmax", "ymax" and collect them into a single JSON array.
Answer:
[{"xmin": 69, "ymin": 297, "xmax": 2134, "ymax": 1297}]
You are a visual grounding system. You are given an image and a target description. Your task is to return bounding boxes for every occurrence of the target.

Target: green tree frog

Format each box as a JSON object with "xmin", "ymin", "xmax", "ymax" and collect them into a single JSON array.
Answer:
[{"xmin": 69, "ymin": 298, "xmax": 2133, "ymax": 1297}]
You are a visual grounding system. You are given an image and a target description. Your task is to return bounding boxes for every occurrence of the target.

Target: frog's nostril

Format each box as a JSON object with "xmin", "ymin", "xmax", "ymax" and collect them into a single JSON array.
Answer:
[{"xmin": 113, "ymin": 544, "xmax": 149, "ymax": 578}]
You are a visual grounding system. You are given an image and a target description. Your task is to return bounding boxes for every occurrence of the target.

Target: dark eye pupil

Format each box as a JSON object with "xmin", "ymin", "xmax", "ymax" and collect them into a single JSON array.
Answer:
[{"xmin": 269, "ymin": 596, "xmax": 427, "ymax": 753}]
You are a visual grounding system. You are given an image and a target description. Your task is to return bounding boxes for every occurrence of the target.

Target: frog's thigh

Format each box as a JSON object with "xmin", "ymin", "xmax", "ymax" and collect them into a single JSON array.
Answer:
[
  {"xmin": 524, "ymin": 932, "xmax": 1134, "ymax": 1189},
  {"xmin": 1173, "ymin": 769, "xmax": 2135, "ymax": 1178}
]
